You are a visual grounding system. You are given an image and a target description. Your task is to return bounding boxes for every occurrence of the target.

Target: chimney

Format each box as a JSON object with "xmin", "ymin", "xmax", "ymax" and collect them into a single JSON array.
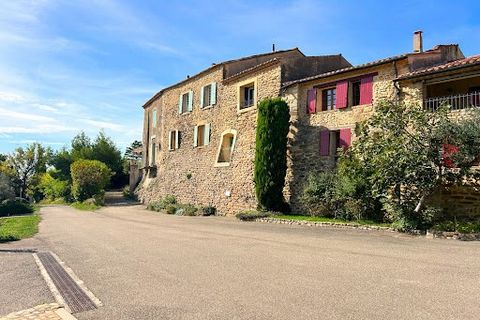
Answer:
[
  {"xmin": 413, "ymin": 30, "xmax": 423, "ymax": 53},
  {"xmin": 272, "ymin": 43, "xmax": 276, "ymax": 52}
]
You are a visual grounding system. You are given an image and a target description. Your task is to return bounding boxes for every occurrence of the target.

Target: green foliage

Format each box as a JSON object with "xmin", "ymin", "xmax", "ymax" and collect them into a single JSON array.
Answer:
[
  {"xmin": 50, "ymin": 148, "xmax": 74, "ymax": 182},
  {"xmin": 235, "ymin": 210, "xmax": 272, "ymax": 221},
  {"xmin": 71, "ymin": 159, "xmax": 111, "ymax": 202},
  {"xmin": 200, "ymin": 205, "xmax": 216, "ymax": 216},
  {"xmin": 91, "ymin": 131, "xmax": 127, "ymax": 188},
  {"xmin": 178, "ymin": 204, "xmax": 198, "ymax": 216},
  {"xmin": 301, "ymin": 171, "xmax": 337, "ymax": 217},
  {"xmin": 70, "ymin": 201, "xmax": 100, "ymax": 211},
  {"xmin": 254, "ymin": 98, "xmax": 290, "ymax": 212},
  {"xmin": 165, "ymin": 204, "xmax": 177, "ymax": 215},
  {"xmin": 432, "ymin": 220, "xmax": 480, "ymax": 234},
  {"xmin": 147, "ymin": 195, "xmax": 177, "ymax": 212},
  {"xmin": 0, "ymin": 199, "xmax": 34, "ymax": 217},
  {"xmin": 122, "ymin": 186, "xmax": 137, "ymax": 200},
  {"xmin": 0, "ymin": 173, "xmax": 14, "ymax": 201},
  {"xmin": 0, "ymin": 215, "xmax": 41, "ymax": 242},
  {"xmin": 38, "ymin": 171, "xmax": 70, "ymax": 201}
]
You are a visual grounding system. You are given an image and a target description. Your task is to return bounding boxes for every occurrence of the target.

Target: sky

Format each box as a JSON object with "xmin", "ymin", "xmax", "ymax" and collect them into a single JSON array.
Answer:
[{"xmin": 0, "ymin": 0, "xmax": 479, "ymax": 154}]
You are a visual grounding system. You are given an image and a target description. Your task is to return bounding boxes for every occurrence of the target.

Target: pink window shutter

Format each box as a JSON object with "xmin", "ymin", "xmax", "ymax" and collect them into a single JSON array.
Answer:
[
  {"xmin": 335, "ymin": 81, "xmax": 348, "ymax": 109},
  {"xmin": 339, "ymin": 128, "xmax": 351, "ymax": 149},
  {"xmin": 320, "ymin": 130, "xmax": 330, "ymax": 156},
  {"xmin": 359, "ymin": 76, "xmax": 373, "ymax": 105},
  {"xmin": 307, "ymin": 89, "xmax": 317, "ymax": 114}
]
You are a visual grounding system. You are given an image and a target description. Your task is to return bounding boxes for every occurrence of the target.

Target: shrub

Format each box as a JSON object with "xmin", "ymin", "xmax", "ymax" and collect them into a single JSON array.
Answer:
[
  {"xmin": 301, "ymin": 171, "xmax": 337, "ymax": 217},
  {"xmin": 235, "ymin": 210, "xmax": 272, "ymax": 221},
  {"xmin": 0, "ymin": 173, "xmax": 14, "ymax": 202},
  {"xmin": 0, "ymin": 200, "xmax": 34, "ymax": 217},
  {"xmin": 200, "ymin": 205, "xmax": 216, "ymax": 216},
  {"xmin": 122, "ymin": 185, "xmax": 137, "ymax": 200},
  {"xmin": 165, "ymin": 204, "xmax": 177, "ymax": 215},
  {"xmin": 38, "ymin": 171, "xmax": 70, "ymax": 201},
  {"xmin": 254, "ymin": 98, "xmax": 290, "ymax": 212},
  {"xmin": 147, "ymin": 195, "xmax": 177, "ymax": 212},
  {"xmin": 181, "ymin": 204, "xmax": 198, "ymax": 216},
  {"xmin": 71, "ymin": 159, "xmax": 112, "ymax": 202}
]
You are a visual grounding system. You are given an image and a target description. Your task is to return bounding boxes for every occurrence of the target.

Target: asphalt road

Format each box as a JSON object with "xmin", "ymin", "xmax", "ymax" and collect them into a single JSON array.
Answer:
[{"xmin": 1, "ymin": 204, "xmax": 480, "ymax": 319}]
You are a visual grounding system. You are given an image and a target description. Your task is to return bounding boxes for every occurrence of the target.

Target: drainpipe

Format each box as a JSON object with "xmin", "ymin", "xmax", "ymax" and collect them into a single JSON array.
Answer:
[{"xmin": 393, "ymin": 61, "xmax": 401, "ymax": 100}]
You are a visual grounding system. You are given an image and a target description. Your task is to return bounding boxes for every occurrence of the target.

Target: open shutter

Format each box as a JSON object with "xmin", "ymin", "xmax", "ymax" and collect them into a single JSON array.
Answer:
[
  {"xmin": 359, "ymin": 76, "xmax": 373, "ymax": 105},
  {"xmin": 188, "ymin": 91, "xmax": 193, "ymax": 112},
  {"xmin": 168, "ymin": 131, "xmax": 172, "ymax": 150},
  {"xmin": 336, "ymin": 81, "xmax": 348, "ymax": 109},
  {"xmin": 210, "ymin": 82, "xmax": 217, "ymax": 105},
  {"xmin": 193, "ymin": 126, "xmax": 198, "ymax": 147},
  {"xmin": 204, "ymin": 123, "xmax": 211, "ymax": 145},
  {"xmin": 320, "ymin": 130, "xmax": 330, "ymax": 156},
  {"xmin": 339, "ymin": 128, "xmax": 351, "ymax": 149},
  {"xmin": 178, "ymin": 94, "xmax": 183, "ymax": 114},
  {"xmin": 200, "ymin": 86, "xmax": 204, "ymax": 108},
  {"xmin": 175, "ymin": 130, "xmax": 180, "ymax": 149},
  {"xmin": 307, "ymin": 89, "xmax": 317, "ymax": 114}
]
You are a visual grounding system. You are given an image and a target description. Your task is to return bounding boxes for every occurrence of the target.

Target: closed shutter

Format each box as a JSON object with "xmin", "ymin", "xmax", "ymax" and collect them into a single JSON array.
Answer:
[
  {"xmin": 307, "ymin": 89, "xmax": 317, "ymax": 114},
  {"xmin": 175, "ymin": 130, "xmax": 180, "ymax": 149},
  {"xmin": 193, "ymin": 126, "xmax": 198, "ymax": 147},
  {"xmin": 339, "ymin": 128, "xmax": 351, "ymax": 149},
  {"xmin": 200, "ymin": 86, "xmax": 205, "ymax": 108},
  {"xmin": 210, "ymin": 82, "xmax": 217, "ymax": 105},
  {"xmin": 188, "ymin": 91, "xmax": 193, "ymax": 112},
  {"xmin": 204, "ymin": 123, "xmax": 211, "ymax": 145},
  {"xmin": 168, "ymin": 131, "xmax": 172, "ymax": 150},
  {"xmin": 320, "ymin": 130, "xmax": 330, "ymax": 156},
  {"xmin": 178, "ymin": 94, "xmax": 183, "ymax": 114},
  {"xmin": 359, "ymin": 76, "xmax": 373, "ymax": 105},
  {"xmin": 336, "ymin": 81, "xmax": 348, "ymax": 109}
]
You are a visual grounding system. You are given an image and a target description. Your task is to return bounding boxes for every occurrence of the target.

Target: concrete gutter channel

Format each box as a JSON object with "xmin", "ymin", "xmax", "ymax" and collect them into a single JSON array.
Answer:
[{"xmin": 0, "ymin": 249, "xmax": 102, "ymax": 320}]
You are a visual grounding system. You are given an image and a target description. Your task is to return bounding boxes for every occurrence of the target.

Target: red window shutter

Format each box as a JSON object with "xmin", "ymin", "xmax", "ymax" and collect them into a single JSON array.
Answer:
[
  {"xmin": 335, "ymin": 81, "xmax": 348, "ymax": 109},
  {"xmin": 339, "ymin": 128, "xmax": 351, "ymax": 149},
  {"xmin": 359, "ymin": 75, "xmax": 373, "ymax": 105},
  {"xmin": 307, "ymin": 89, "xmax": 317, "ymax": 114},
  {"xmin": 320, "ymin": 130, "xmax": 330, "ymax": 156}
]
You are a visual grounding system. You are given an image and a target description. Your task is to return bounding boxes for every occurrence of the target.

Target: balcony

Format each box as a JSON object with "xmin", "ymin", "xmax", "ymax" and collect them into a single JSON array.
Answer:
[{"xmin": 424, "ymin": 92, "xmax": 480, "ymax": 112}]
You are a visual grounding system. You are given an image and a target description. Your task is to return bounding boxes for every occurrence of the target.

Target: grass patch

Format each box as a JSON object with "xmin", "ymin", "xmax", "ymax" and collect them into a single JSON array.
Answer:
[
  {"xmin": 276, "ymin": 215, "xmax": 391, "ymax": 228},
  {"xmin": 70, "ymin": 202, "xmax": 100, "ymax": 211},
  {"xmin": 0, "ymin": 215, "xmax": 41, "ymax": 242}
]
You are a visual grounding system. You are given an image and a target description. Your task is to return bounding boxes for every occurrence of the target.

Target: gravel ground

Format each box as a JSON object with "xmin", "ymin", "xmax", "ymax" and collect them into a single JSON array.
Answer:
[{"xmin": 1, "ymin": 204, "xmax": 480, "ymax": 319}]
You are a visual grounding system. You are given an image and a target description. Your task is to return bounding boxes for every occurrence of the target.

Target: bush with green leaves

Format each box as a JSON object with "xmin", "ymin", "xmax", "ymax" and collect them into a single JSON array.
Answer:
[
  {"xmin": 0, "ymin": 173, "xmax": 14, "ymax": 202},
  {"xmin": 147, "ymin": 195, "xmax": 177, "ymax": 212},
  {"xmin": 38, "ymin": 171, "xmax": 70, "ymax": 201},
  {"xmin": 70, "ymin": 159, "xmax": 111, "ymax": 202},
  {"xmin": 200, "ymin": 205, "xmax": 216, "ymax": 216},
  {"xmin": 0, "ymin": 199, "xmax": 34, "ymax": 217},
  {"xmin": 254, "ymin": 97, "xmax": 290, "ymax": 212},
  {"xmin": 235, "ymin": 210, "xmax": 272, "ymax": 221}
]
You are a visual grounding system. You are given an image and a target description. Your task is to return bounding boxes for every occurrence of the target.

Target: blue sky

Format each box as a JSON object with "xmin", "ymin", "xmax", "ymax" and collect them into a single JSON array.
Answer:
[{"xmin": 1, "ymin": 0, "xmax": 479, "ymax": 154}]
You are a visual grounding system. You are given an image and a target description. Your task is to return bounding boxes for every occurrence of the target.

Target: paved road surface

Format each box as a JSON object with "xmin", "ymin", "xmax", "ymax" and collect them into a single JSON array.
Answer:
[{"xmin": 1, "ymin": 204, "xmax": 480, "ymax": 319}]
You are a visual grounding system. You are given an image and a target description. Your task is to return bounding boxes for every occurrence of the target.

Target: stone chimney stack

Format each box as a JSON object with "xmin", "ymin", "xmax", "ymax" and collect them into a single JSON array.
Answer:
[{"xmin": 413, "ymin": 30, "xmax": 423, "ymax": 53}]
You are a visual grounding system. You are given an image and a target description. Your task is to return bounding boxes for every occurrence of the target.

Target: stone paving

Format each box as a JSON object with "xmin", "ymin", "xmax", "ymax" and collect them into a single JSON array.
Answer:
[{"xmin": 0, "ymin": 303, "xmax": 75, "ymax": 320}]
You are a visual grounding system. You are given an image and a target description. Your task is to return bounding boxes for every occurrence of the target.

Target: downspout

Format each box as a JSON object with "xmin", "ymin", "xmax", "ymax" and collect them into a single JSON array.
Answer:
[{"xmin": 393, "ymin": 61, "xmax": 401, "ymax": 100}]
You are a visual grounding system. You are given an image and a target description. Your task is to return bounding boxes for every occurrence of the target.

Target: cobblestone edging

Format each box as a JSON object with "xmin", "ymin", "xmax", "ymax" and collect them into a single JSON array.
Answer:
[
  {"xmin": 0, "ymin": 303, "xmax": 74, "ymax": 320},
  {"xmin": 255, "ymin": 217, "xmax": 480, "ymax": 241}
]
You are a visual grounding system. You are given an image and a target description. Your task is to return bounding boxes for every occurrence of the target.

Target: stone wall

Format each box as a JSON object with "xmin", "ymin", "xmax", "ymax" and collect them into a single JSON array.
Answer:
[{"xmin": 139, "ymin": 65, "xmax": 282, "ymax": 214}]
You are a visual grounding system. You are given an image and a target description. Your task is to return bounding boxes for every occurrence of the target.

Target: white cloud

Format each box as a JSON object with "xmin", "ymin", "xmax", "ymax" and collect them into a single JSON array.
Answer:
[
  {"xmin": 81, "ymin": 119, "xmax": 125, "ymax": 132},
  {"xmin": 0, "ymin": 107, "xmax": 55, "ymax": 122}
]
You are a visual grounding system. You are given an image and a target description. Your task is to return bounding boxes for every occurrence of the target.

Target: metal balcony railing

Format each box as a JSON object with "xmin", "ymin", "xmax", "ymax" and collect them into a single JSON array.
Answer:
[{"xmin": 424, "ymin": 92, "xmax": 480, "ymax": 112}]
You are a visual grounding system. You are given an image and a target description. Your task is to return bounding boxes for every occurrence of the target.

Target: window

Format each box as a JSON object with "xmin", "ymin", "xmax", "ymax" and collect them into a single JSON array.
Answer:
[
  {"xmin": 179, "ymin": 91, "xmax": 193, "ymax": 114},
  {"xmin": 150, "ymin": 137, "xmax": 156, "ymax": 165},
  {"xmin": 203, "ymin": 85, "xmax": 211, "ymax": 107},
  {"xmin": 168, "ymin": 130, "xmax": 180, "ymax": 151},
  {"xmin": 152, "ymin": 109, "xmax": 157, "ymax": 127},
  {"xmin": 239, "ymin": 82, "xmax": 255, "ymax": 110},
  {"xmin": 351, "ymin": 81, "xmax": 361, "ymax": 106},
  {"xmin": 216, "ymin": 129, "xmax": 237, "ymax": 165},
  {"xmin": 322, "ymin": 88, "xmax": 336, "ymax": 111},
  {"xmin": 194, "ymin": 124, "xmax": 211, "ymax": 147},
  {"xmin": 320, "ymin": 128, "xmax": 351, "ymax": 156}
]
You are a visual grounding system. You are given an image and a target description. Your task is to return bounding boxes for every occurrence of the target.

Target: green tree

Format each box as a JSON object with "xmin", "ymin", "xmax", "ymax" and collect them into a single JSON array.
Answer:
[
  {"xmin": 71, "ymin": 131, "xmax": 93, "ymax": 161},
  {"xmin": 0, "ymin": 172, "xmax": 14, "ymax": 201},
  {"xmin": 71, "ymin": 159, "xmax": 112, "ymax": 201},
  {"xmin": 91, "ymin": 131, "xmax": 126, "ymax": 188},
  {"xmin": 38, "ymin": 170, "xmax": 69, "ymax": 201},
  {"xmin": 7, "ymin": 143, "xmax": 51, "ymax": 199},
  {"xmin": 254, "ymin": 98, "xmax": 290, "ymax": 211},
  {"xmin": 124, "ymin": 140, "xmax": 143, "ymax": 160},
  {"xmin": 50, "ymin": 148, "xmax": 74, "ymax": 182}
]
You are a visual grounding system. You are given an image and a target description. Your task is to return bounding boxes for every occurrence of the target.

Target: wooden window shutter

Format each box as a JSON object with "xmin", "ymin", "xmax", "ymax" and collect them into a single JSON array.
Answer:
[
  {"xmin": 307, "ymin": 89, "xmax": 317, "ymax": 114},
  {"xmin": 320, "ymin": 129, "xmax": 330, "ymax": 156},
  {"xmin": 359, "ymin": 76, "xmax": 374, "ymax": 105},
  {"xmin": 188, "ymin": 91, "xmax": 193, "ymax": 112},
  {"xmin": 335, "ymin": 81, "xmax": 348, "ymax": 109},
  {"xmin": 178, "ymin": 94, "xmax": 183, "ymax": 114},
  {"xmin": 175, "ymin": 130, "xmax": 180, "ymax": 149},
  {"xmin": 168, "ymin": 131, "xmax": 172, "ymax": 150},
  {"xmin": 200, "ymin": 86, "xmax": 205, "ymax": 108},
  {"xmin": 204, "ymin": 123, "xmax": 211, "ymax": 145},
  {"xmin": 193, "ymin": 126, "xmax": 198, "ymax": 147},
  {"xmin": 339, "ymin": 128, "xmax": 351, "ymax": 149},
  {"xmin": 210, "ymin": 82, "xmax": 217, "ymax": 105}
]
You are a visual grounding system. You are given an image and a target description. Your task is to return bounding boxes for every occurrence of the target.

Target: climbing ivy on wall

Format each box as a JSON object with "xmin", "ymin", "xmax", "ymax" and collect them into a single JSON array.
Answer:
[{"xmin": 254, "ymin": 97, "xmax": 290, "ymax": 212}]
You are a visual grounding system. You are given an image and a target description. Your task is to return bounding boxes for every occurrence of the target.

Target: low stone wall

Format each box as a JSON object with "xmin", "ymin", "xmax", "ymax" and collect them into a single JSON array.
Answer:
[
  {"xmin": 426, "ymin": 230, "xmax": 480, "ymax": 241},
  {"xmin": 428, "ymin": 184, "xmax": 480, "ymax": 219}
]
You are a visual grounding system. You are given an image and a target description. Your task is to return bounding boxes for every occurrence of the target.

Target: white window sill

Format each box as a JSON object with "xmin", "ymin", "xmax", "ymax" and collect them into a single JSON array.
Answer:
[
  {"xmin": 179, "ymin": 111, "xmax": 192, "ymax": 116},
  {"xmin": 201, "ymin": 105, "xmax": 215, "ymax": 110},
  {"xmin": 237, "ymin": 105, "xmax": 255, "ymax": 114},
  {"xmin": 214, "ymin": 162, "xmax": 231, "ymax": 167}
]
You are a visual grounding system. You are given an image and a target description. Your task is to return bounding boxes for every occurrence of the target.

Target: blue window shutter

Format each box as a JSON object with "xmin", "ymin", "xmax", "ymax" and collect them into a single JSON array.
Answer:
[
  {"xmin": 200, "ymin": 86, "xmax": 205, "ymax": 108},
  {"xmin": 204, "ymin": 123, "xmax": 210, "ymax": 145},
  {"xmin": 188, "ymin": 91, "xmax": 193, "ymax": 112},
  {"xmin": 193, "ymin": 126, "xmax": 198, "ymax": 147},
  {"xmin": 178, "ymin": 94, "xmax": 183, "ymax": 114},
  {"xmin": 211, "ymin": 82, "xmax": 217, "ymax": 105},
  {"xmin": 152, "ymin": 109, "xmax": 157, "ymax": 127},
  {"xmin": 175, "ymin": 130, "xmax": 180, "ymax": 149}
]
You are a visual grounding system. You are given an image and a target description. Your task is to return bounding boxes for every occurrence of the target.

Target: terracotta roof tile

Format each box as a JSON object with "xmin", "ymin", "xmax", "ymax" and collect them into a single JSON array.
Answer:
[{"xmin": 396, "ymin": 55, "xmax": 480, "ymax": 80}]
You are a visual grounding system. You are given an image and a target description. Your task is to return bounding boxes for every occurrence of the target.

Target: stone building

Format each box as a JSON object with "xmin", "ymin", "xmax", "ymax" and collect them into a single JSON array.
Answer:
[
  {"xmin": 138, "ymin": 48, "xmax": 351, "ymax": 214},
  {"xmin": 138, "ymin": 32, "xmax": 479, "ymax": 215}
]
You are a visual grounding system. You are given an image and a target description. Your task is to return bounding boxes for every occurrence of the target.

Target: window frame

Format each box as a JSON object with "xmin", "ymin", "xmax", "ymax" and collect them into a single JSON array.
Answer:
[
  {"xmin": 168, "ymin": 130, "xmax": 180, "ymax": 151},
  {"xmin": 194, "ymin": 122, "xmax": 211, "ymax": 148},
  {"xmin": 215, "ymin": 129, "xmax": 238, "ymax": 167},
  {"xmin": 350, "ymin": 80, "xmax": 362, "ymax": 107},
  {"xmin": 150, "ymin": 135, "xmax": 157, "ymax": 166},
  {"xmin": 237, "ymin": 78, "xmax": 257, "ymax": 113},
  {"xmin": 322, "ymin": 87, "xmax": 336, "ymax": 111}
]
